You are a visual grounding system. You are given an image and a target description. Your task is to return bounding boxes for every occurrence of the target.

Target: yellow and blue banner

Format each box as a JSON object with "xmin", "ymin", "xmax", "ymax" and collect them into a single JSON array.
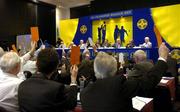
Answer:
[{"xmin": 59, "ymin": 4, "xmax": 180, "ymax": 48}]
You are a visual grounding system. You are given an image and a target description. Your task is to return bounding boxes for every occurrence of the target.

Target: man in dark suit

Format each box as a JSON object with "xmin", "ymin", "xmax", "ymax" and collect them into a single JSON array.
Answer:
[
  {"xmin": 18, "ymin": 48, "xmax": 78, "ymax": 112},
  {"xmin": 128, "ymin": 50, "xmax": 154, "ymax": 79},
  {"xmin": 80, "ymin": 43, "xmax": 169, "ymax": 112}
]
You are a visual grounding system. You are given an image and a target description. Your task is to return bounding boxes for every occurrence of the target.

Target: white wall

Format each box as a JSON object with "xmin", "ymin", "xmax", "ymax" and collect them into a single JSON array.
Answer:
[
  {"xmin": 39, "ymin": 0, "xmax": 58, "ymax": 6},
  {"xmin": 56, "ymin": 7, "xmax": 70, "ymax": 40}
]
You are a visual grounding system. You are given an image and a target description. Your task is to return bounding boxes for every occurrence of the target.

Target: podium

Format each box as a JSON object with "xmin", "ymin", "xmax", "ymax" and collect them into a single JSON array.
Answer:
[{"xmin": 158, "ymin": 77, "xmax": 175, "ymax": 101}]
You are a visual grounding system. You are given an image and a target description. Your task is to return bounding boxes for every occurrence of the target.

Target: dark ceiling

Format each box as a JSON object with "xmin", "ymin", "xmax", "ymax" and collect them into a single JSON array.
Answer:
[{"xmin": 70, "ymin": 0, "xmax": 180, "ymax": 18}]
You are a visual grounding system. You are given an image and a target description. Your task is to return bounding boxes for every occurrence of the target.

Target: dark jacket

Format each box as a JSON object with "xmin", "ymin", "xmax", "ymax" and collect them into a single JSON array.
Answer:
[
  {"xmin": 80, "ymin": 60, "xmax": 167, "ymax": 112},
  {"xmin": 128, "ymin": 61, "xmax": 154, "ymax": 79},
  {"xmin": 18, "ymin": 73, "xmax": 78, "ymax": 112}
]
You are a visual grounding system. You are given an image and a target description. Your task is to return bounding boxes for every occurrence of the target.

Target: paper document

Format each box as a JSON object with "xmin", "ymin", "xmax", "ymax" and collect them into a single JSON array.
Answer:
[
  {"xmin": 77, "ymin": 92, "xmax": 80, "ymax": 101},
  {"xmin": 160, "ymin": 79, "xmax": 169, "ymax": 84},
  {"xmin": 88, "ymin": 37, "xmax": 94, "ymax": 46},
  {"xmin": 119, "ymin": 53, "xmax": 124, "ymax": 63},
  {"xmin": 132, "ymin": 96, "xmax": 153, "ymax": 111}
]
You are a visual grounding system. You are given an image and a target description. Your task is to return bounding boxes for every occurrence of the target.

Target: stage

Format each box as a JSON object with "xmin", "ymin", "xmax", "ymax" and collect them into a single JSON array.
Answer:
[{"xmin": 56, "ymin": 47, "xmax": 159, "ymax": 62}]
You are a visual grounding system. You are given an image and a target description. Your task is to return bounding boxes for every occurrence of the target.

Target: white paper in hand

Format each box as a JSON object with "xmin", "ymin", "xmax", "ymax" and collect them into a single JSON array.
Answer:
[
  {"xmin": 88, "ymin": 37, "xmax": 94, "ymax": 46},
  {"xmin": 119, "ymin": 53, "xmax": 124, "ymax": 63}
]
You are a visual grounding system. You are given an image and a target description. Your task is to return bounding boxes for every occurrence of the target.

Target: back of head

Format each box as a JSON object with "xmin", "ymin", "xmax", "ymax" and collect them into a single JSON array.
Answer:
[
  {"xmin": 133, "ymin": 50, "xmax": 147, "ymax": 63},
  {"xmin": 36, "ymin": 48, "xmax": 59, "ymax": 76},
  {"xmin": 0, "ymin": 47, "xmax": 5, "ymax": 58},
  {"xmin": 0, "ymin": 52, "xmax": 20, "ymax": 73},
  {"xmin": 94, "ymin": 52, "xmax": 117, "ymax": 79}
]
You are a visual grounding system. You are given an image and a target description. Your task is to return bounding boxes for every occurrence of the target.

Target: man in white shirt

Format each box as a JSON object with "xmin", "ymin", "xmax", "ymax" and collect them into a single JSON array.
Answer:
[
  {"xmin": 17, "ymin": 42, "xmax": 37, "ymax": 80},
  {"xmin": 79, "ymin": 40, "xmax": 86, "ymax": 49},
  {"xmin": 0, "ymin": 52, "xmax": 23, "ymax": 112},
  {"xmin": 142, "ymin": 37, "xmax": 152, "ymax": 48}
]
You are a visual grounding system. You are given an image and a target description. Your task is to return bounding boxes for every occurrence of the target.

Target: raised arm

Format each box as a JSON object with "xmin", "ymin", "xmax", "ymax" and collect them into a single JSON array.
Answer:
[
  {"xmin": 62, "ymin": 65, "xmax": 78, "ymax": 110},
  {"xmin": 123, "ymin": 43, "xmax": 169, "ymax": 97}
]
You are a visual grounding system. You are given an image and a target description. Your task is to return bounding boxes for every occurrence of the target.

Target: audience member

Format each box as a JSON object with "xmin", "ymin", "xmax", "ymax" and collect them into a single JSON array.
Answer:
[
  {"xmin": 78, "ymin": 60, "xmax": 96, "ymax": 87},
  {"xmin": 166, "ymin": 53, "xmax": 178, "ymax": 78},
  {"xmin": 0, "ymin": 52, "xmax": 23, "ymax": 112},
  {"xmin": 0, "ymin": 47, "xmax": 5, "ymax": 58},
  {"xmin": 82, "ymin": 49, "xmax": 91, "ymax": 61},
  {"xmin": 18, "ymin": 48, "xmax": 78, "ymax": 112},
  {"xmin": 128, "ymin": 50, "xmax": 154, "ymax": 79},
  {"xmin": 0, "ymin": 47, "xmax": 5, "ymax": 74},
  {"xmin": 80, "ymin": 43, "xmax": 169, "ymax": 112},
  {"xmin": 17, "ymin": 41, "xmax": 36, "ymax": 80}
]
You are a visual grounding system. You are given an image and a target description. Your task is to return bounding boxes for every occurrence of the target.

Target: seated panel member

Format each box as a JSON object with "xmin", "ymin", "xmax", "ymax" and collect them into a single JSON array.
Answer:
[
  {"xmin": 79, "ymin": 40, "xmax": 86, "ymax": 49},
  {"xmin": 80, "ymin": 43, "xmax": 169, "ymax": 112},
  {"xmin": 114, "ymin": 39, "xmax": 121, "ymax": 48},
  {"xmin": 126, "ymin": 39, "xmax": 135, "ymax": 48},
  {"xmin": 18, "ymin": 48, "xmax": 78, "ymax": 112},
  {"xmin": 141, "ymin": 37, "xmax": 152, "ymax": 48}
]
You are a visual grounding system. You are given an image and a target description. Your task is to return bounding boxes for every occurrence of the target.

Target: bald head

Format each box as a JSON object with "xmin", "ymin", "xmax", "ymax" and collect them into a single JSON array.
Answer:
[
  {"xmin": 133, "ymin": 50, "xmax": 147, "ymax": 63},
  {"xmin": 145, "ymin": 37, "xmax": 150, "ymax": 43}
]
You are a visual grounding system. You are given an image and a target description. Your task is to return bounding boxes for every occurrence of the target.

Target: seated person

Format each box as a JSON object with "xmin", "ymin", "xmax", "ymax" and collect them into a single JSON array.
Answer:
[
  {"xmin": 128, "ymin": 50, "xmax": 154, "ymax": 79},
  {"xmin": 68, "ymin": 42, "xmax": 76, "ymax": 49},
  {"xmin": 0, "ymin": 47, "xmax": 4, "ymax": 58},
  {"xmin": 114, "ymin": 39, "xmax": 121, "ymax": 48},
  {"xmin": 140, "ymin": 37, "xmax": 152, "ymax": 48},
  {"xmin": 126, "ymin": 40, "xmax": 135, "ymax": 48},
  {"xmin": 80, "ymin": 43, "xmax": 169, "ymax": 112},
  {"xmin": 56, "ymin": 38, "xmax": 62, "ymax": 47},
  {"xmin": 95, "ymin": 40, "xmax": 102, "ymax": 48},
  {"xmin": 18, "ymin": 48, "xmax": 78, "ymax": 112},
  {"xmin": 78, "ymin": 60, "xmax": 96, "ymax": 88},
  {"xmin": 102, "ymin": 39, "xmax": 111, "ymax": 48},
  {"xmin": 59, "ymin": 41, "xmax": 66, "ymax": 48},
  {"xmin": 79, "ymin": 40, "xmax": 86, "ymax": 49},
  {"xmin": 0, "ymin": 52, "xmax": 23, "ymax": 112}
]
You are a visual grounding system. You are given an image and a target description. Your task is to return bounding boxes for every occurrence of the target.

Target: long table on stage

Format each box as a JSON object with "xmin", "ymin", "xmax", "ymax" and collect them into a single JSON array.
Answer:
[{"xmin": 56, "ymin": 47, "xmax": 159, "ymax": 62}]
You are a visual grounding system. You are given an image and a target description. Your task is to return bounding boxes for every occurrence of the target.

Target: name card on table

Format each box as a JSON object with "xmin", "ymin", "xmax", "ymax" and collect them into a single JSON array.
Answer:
[{"xmin": 70, "ymin": 46, "xmax": 80, "ymax": 65}]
